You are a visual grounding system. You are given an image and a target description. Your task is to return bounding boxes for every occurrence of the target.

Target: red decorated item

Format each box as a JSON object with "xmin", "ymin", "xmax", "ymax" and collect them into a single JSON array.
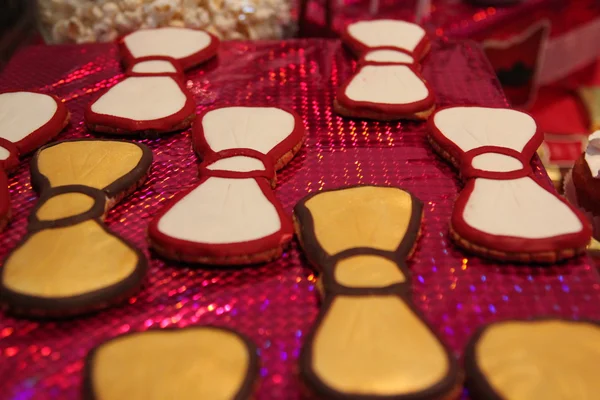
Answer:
[
  {"xmin": 0, "ymin": 90, "xmax": 70, "ymax": 230},
  {"xmin": 86, "ymin": 27, "xmax": 218, "ymax": 136},
  {"xmin": 429, "ymin": 106, "xmax": 592, "ymax": 262},
  {"xmin": 336, "ymin": 20, "xmax": 434, "ymax": 120},
  {"xmin": 148, "ymin": 106, "xmax": 305, "ymax": 265},
  {"xmin": 1, "ymin": 39, "xmax": 600, "ymax": 400}
]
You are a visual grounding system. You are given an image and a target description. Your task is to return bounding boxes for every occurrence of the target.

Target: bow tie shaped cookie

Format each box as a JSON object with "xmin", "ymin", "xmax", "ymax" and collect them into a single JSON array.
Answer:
[
  {"xmin": 1, "ymin": 139, "xmax": 152, "ymax": 317},
  {"xmin": 294, "ymin": 185, "xmax": 462, "ymax": 400},
  {"xmin": 429, "ymin": 106, "xmax": 591, "ymax": 262},
  {"xmin": 85, "ymin": 27, "xmax": 219, "ymax": 136},
  {"xmin": 149, "ymin": 106, "xmax": 305, "ymax": 265},
  {"xmin": 336, "ymin": 19, "xmax": 435, "ymax": 120}
]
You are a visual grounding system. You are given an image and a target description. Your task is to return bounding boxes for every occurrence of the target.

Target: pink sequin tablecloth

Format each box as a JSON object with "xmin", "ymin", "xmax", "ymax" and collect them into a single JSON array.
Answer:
[{"xmin": 1, "ymin": 39, "xmax": 600, "ymax": 400}]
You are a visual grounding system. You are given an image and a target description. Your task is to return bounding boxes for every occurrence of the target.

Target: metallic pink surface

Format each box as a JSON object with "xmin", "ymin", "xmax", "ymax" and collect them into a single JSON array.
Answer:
[{"xmin": 0, "ymin": 40, "xmax": 599, "ymax": 400}]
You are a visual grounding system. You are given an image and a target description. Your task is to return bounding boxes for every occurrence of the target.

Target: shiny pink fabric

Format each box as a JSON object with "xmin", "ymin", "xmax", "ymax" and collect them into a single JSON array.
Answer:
[{"xmin": 0, "ymin": 40, "xmax": 598, "ymax": 400}]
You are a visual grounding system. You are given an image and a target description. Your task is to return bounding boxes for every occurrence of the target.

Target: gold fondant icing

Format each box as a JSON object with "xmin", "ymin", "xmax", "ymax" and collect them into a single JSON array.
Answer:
[
  {"xmin": 36, "ymin": 192, "xmax": 98, "ymax": 221},
  {"xmin": 304, "ymin": 186, "xmax": 412, "ymax": 254},
  {"xmin": 334, "ymin": 255, "xmax": 405, "ymax": 287},
  {"xmin": 36, "ymin": 141, "xmax": 143, "ymax": 190},
  {"xmin": 3, "ymin": 220, "xmax": 137, "ymax": 297},
  {"xmin": 579, "ymin": 87, "xmax": 600, "ymax": 131},
  {"xmin": 476, "ymin": 320, "xmax": 600, "ymax": 400},
  {"xmin": 93, "ymin": 329, "xmax": 250, "ymax": 400},
  {"xmin": 588, "ymin": 237, "xmax": 600, "ymax": 252},
  {"xmin": 313, "ymin": 295, "xmax": 449, "ymax": 395}
]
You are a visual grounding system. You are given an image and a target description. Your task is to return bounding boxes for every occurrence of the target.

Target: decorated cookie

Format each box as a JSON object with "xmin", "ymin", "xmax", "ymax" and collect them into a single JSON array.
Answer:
[
  {"xmin": 86, "ymin": 28, "xmax": 218, "ymax": 136},
  {"xmin": 119, "ymin": 27, "xmax": 220, "ymax": 71},
  {"xmin": 336, "ymin": 20, "xmax": 434, "ymax": 121},
  {"xmin": 85, "ymin": 75, "xmax": 196, "ymax": 136},
  {"xmin": 294, "ymin": 185, "xmax": 462, "ymax": 400},
  {"xmin": 0, "ymin": 139, "xmax": 152, "ymax": 317},
  {"xmin": 429, "ymin": 106, "xmax": 591, "ymax": 262},
  {"xmin": 0, "ymin": 91, "xmax": 70, "ymax": 161},
  {"xmin": 564, "ymin": 130, "xmax": 600, "ymax": 240},
  {"xmin": 464, "ymin": 319, "xmax": 600, "ymax": 400},
  {"xmin": 83, "ymin": 327, "xmax": 259, "ymax": 400},
  {"xmin": 148, "ymin": 106, "xmax": 304, "ymax": 265},
  {"xmin": 340, "ymin": 19, "xmax": 430, "ymax": 60},
  {"xmin": 335, "ymin": 62, "xmax": 435, "ymax": 121}
]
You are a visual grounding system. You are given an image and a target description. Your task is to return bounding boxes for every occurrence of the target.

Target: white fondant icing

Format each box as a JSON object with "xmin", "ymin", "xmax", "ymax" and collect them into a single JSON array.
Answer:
[
  {"xmin": 158, "ymin": 177, "xmax": 281, "ymax": 244},
  {"xmin": 206, "ymin": 156, "xmax": 265, "ymax": 172},
  {"xmin": 0, "ymin": 146, "xmax": 10, "ymax": 161},
  {"xmin": 345, "ymin": 65, "xmax": 429, "ymax": 104},
  {"xmin": 348, "ymin": 20, "xmax": 426, "ymax": 53},
  {"xmin": 433, "ymin": 107, "xmax": 537, "ymax": 153},
  {"xmin": 364, "ymin": 49, "xmax": 414, "ymax": 64},
  {"xmin": 131, "ymin": 60, "xmax": 178, "ymax": 74},
  {"xmin": 91, "ymin": 77, "xmax": 186, "ymax": 121},
  {"xmin": 202, "ymin": 107, "xmax": 295, "ymax": 154},
  {"xmin": 124, "ymin": 28, "xmax": 212, "ymax": 61},
  {"xmin": 585, "ymin": 131, "xmax": 600, "ymax": 178},
  {"xmin": 0, "ymin": 92, "xmax": 58, "ymax": 143},
  {"xmin": 471, "ymin": 153, "xmax": 523, "ymax": 173},
  {"xmin": 463, "ymin": 177, "xmax": 583, "ymax": 238}
]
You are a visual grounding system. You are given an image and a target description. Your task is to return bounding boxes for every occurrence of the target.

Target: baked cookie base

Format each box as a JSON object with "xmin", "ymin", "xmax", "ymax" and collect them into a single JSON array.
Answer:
[
  {"xmin": 428, "ymin": 134, "xmax": 586, "ymax": 263},
  {"xmin": 149, "ymin": 239, "xmax": 286, "ymax": 266},
  {"xmin": 86, "ymin": 113, "xmax": 196, "ymax": 138},
  {"xmin": 334, "ymin": 99, "xmax": 435, "ymax": 121}
]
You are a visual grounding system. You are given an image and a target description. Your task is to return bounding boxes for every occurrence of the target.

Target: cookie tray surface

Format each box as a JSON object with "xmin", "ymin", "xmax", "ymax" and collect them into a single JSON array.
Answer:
[{"xmin": 0, "ymin": 39, "xmax": 599, "ymax": 399}]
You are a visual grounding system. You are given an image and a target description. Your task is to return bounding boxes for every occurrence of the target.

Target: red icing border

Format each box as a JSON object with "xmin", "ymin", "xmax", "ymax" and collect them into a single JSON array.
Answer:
[
  {"xmin": 199, "ymin": 149, "xmax": 277, "ymax": 184},
  {"xmin": 124, "ymin": 56, "xmax": 186, "ymax": 81},
  {"xmin": 461, "ymin": 147, "xmax": 533, "ymax": 180},
  {"xmin": 193, "ymin": 105, "xmax": 306, "ymax": 171},
  {"xmin": 428, "ymin": 105, "xmax": 592, "ymax": 254},
  {"xmin": 147, "ymin": 175, "xmax": 294, "ymax": 259},
  {"xmin": 119, "ymin": 28, "xmax": 220, "ymax": 71},
  {"xmin": 340, "ymin": 19, "xmax": 430, "ymax": 60},
  {"xmin": 0, "ymin": 90, "xmax": 69, "ymax": 156},
  {"xmin": 357, "ymin": 47, "xmax": 418, "ymax": 67},
  {"xmin": 0, "ymin": 138, "xmax": 20, "ymax": 172},
  {"xmin": 337, "ymin": 62, "xmax": 435, "ymax": 116},
  {"xmin": 84, "ymin": 76, "xmax": 196, "ymax": 133}
]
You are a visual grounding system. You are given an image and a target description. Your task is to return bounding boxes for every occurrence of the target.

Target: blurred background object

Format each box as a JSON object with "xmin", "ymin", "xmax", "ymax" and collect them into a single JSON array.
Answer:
[
  {"xmin": 37, "ymin": 0, "xmax": 296, "ymax": 43},
  {"xmin": 0, "ymin": 0, "xmax": 37, "ymax": 69}
]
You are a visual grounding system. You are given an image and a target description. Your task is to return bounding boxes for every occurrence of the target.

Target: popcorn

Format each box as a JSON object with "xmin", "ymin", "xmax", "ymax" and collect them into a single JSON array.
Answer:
[{"xmin": 38, "ymin": 0, "xmax": 293, "ymax": 44}]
